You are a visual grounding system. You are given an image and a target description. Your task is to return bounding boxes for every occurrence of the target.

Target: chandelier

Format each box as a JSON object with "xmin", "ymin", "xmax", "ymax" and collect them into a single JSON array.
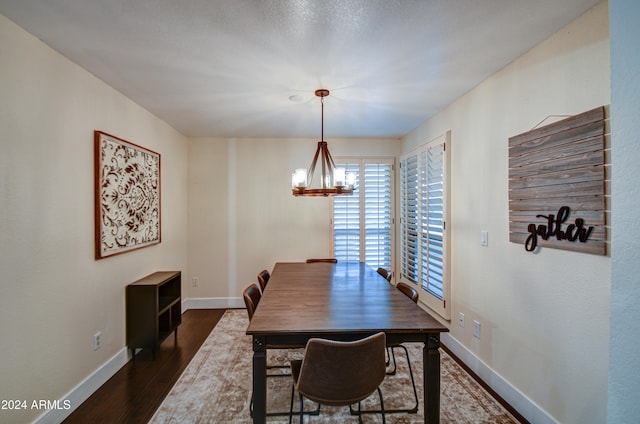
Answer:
[{"xmin": 291, "ymin": 89, "xmax": 356, "ymax": 197}]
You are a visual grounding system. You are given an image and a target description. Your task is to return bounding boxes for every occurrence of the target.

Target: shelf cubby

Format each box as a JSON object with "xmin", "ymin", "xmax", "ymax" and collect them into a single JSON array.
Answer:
[{"xmin": 126, "ymin": 271, "xmax": 182, "ymax": 359}]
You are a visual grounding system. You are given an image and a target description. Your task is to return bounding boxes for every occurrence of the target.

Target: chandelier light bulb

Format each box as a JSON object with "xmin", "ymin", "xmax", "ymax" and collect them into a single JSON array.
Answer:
[
  {"xmin": 346, "ymin": 172, "xmax": 356, "ymax": 188},
  {"xmin": 334, "ymin": 168, "xmax": 346, "ymax": 187},
  {"xmin": 292, "ymin": 168, "xmax": 307, "ymax": 188}
]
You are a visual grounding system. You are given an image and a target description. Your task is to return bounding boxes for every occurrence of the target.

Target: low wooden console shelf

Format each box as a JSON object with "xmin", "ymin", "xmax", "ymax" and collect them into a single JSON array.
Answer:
[{"xmin": 126, "ymin": 271, "xmax": 182, "ymax": 359}]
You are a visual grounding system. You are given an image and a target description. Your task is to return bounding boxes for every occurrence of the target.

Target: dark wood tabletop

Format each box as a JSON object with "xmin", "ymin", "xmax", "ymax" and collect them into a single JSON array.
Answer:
[
  {"xmin": 246, "ymin": 261, "xmax": 449, "ymax": 423},
  {"xmin": 247, "ymin": 261, "xmax": 447, "ymax": 336}
]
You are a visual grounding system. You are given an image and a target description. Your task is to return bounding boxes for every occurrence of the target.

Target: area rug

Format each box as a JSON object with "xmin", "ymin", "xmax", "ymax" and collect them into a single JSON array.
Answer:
[{"xmin": 150, "ymin": 310, "xmax": 517, "ymax": 423}]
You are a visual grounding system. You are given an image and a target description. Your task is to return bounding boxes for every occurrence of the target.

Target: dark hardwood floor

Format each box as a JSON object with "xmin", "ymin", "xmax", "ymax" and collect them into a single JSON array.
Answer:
[
  {"xmin": 63, "ymin": 308, "xmax": 525, "ymax": 424},
  {"xmin": 63, "ymin": 309, "xmax": 227, "ymax": 424}
]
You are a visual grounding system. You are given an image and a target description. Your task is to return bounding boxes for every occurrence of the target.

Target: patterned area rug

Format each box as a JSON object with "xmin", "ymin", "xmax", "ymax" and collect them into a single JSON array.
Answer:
[{"xmin": 150, "ymin": 310, "xmax": 516, "ymax": 423}]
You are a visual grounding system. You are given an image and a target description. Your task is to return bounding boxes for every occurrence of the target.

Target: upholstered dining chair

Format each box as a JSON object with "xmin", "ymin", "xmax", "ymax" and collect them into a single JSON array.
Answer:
[
  {"xmin": 376, "ymin": 267, "xmax": 393, "ymax": 283},
  {"xmin": 257, "ymin": 269, "xmax": 270, "ymax": 292},
  {"xmin": 396, "ymin": 282, "xmax": 419, "ymax": 303},
  {"xmin": 243, "ymin": 284, "xmax": 291, "ymax": 376},
  {"xmin": 305, "ymin": 258, "xmax": 338, "ymax": 263},
  {"xmin": 289, "ymin": 332, "xmax": 387, "ymax": 423},
  {"xmin": 243, "ymin": 283, "xmax": 261, "ymax": 321},
  {"xmin": 384, "ymin": 282, "xmax": 419, "ymax": 414},
  {"xmin": 243, "ymin": 283, "xmax": 312, "ymax": 418}
]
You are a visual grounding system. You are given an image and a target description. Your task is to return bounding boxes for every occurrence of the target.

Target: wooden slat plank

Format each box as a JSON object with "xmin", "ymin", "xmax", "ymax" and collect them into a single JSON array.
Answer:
[
  {"xmin": 509, "ymin": 135, "xmax": 603, "ymax": 168},
  {"xmin": 509, "ymin": 232, "xmax": 605, "ymax": 255},
  {"xmin": 509, "ymin": 222, "xmax": 606, "ymax": 239},
  {"xmin": 509, "ymin": 106, "xmax": 604, "ymax": 148},
  {"xmin": 509, "ymin": 122, "xmax": 604, "ymax": 159},
  {"xmin": 509, "ymin": 150, "xmax": 603, "ymax": 178},
  {"xmin": 509, "ymin": 224, "xmax": 606, "ymax": 241},
  {"xmin": 509, "ymin": 167, "xmax": 604, "ymax": 189},
  {"xmin": 508, "ymin": 195, "xmax": 604, "ymax": 211},
  {"xmin": 510, "ymin": 209, "xmax": 605, "ymax": 226},
  {"xmin": 509, "ymin": 180, "xmax": 604, "ymax": 200}
]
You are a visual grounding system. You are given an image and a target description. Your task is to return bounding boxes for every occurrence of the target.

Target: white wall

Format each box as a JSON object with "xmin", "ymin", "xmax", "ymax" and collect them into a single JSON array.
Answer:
[
  {"xmin": 0, "ymin": 15, "xmax": 188, "ymax": 424},
  {"xmin": 608, "ymin": 0, "xmax": 640, "ymax": 422},
  {"xmin": 402, "ymin": 2, "xmax": 610, "ymax": 423},
  {"xmin": 2, "ymin": 1, "xmax": 628, "ymax": 423},
  {"xmin": 186, "ymin": 137, "xmax": 400, "ymax": 306}
]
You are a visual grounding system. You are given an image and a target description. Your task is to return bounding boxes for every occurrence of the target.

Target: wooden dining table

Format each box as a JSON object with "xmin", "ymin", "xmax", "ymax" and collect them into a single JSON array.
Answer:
[{"xmin": 246, "ymin": 261, "xmax": 449, "ymax": 423}]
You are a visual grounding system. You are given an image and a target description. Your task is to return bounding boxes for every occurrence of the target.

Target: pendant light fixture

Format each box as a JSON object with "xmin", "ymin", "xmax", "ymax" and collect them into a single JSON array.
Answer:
[{"xmin": 291, "ymin": 89, "xmax": 356, "ymax": 197}]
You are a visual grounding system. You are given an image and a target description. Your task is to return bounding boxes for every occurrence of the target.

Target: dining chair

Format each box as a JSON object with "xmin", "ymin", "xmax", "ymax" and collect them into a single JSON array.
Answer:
[
  {"xmin": 243, "ymin": 283, "xmax": 298, "ymax": 367},
  {"xmin": 244, "ymin": 283, "xmax": 288, "ymax": 374},
  {"xmin": 384, "ymin": 282, "xmax": 419, "ymax": 413},
  {"xmin": 305, "ymin": 258, "xmax": 338, "ymax": 263},
  {"xmin": 376, "ymin": 267, "xmax": 393, "ymax": 283},
  {"xmin": 242, "ymin": 283, "xmax": 320, "ymax": 417},
  {"xmin": 396, "ymin": 282, "xmax": 418, "ymax": 303},
  {"xmin": 289, "ymin": 332, "xmax": 387, "ymax": 423},
  {"xmin": 257, "ymin": 269, "xmax": 270, "ymax": 292},
  {"xmin": 243, "ymin": 283, "xmax": 319, "ymax": 418},
  {"xmin": 243, "ymin": 285, "xmax": 289, "ymax": 379},
  {"xmin": 243, "ymin": 283, "xmax": 261, "ymax": 321}
]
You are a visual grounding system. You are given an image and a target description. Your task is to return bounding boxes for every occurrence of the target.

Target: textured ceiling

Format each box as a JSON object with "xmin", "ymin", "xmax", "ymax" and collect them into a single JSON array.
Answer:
[{"xmin": 1, "ymin": 0, "xmax": 600, "ymax": 138}]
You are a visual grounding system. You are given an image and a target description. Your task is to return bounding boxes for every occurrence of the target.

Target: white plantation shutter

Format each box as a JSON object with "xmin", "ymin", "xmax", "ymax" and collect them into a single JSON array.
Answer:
[
  {"xmin": 332, "ymin": 158, "xmax": 394, "ymax": 270},
  {"xmin": 400, "ymin": 154, "xmax": 419, "ymax": 283},
  {"xmin": 333, "ymin": 163, "xmax": 361, "ymax": 262},
  {"xmin": 364, "ymin": 163, "xmax": 392, "ymax": 269},
  {"xmin": 400, "ymin": 132, "xmax": 450, "ymax": 319},
  {"xmin": 422, "ymin": 143, "xmax": 445, "ymax": 299}
]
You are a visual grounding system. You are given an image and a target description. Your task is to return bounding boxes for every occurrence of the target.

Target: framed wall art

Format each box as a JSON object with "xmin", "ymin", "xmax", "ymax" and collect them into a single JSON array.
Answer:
[{"xmin": 94, "ymin": 131, "xmax": 161, "ymax": 259}]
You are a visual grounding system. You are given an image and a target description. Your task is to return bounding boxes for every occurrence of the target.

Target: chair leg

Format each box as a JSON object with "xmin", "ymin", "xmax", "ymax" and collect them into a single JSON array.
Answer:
[
  {"xmin": 386, "ymin": 345, "xmax": 398, "ymax": 375},
  {"xmin": 287, "ymin": 387, "xmax": 321, "ymax": 422},
  {"xmin": 289, "ymin": 385, "xmax": 294, "ymax": 424},
  {"xmin": 299, "ymin": 394, "xmax": 304, "ymax": 424},
  {"xmin": 377, "ymin": 387, "xmax": 386, "ymax": 424},
  {"xmin": 396, "ymin": 344, "xmax": 419, "ymax": 413},
  {"xmin": 351, "ymin": 344, "xmax": 418, "ymax": 415}
]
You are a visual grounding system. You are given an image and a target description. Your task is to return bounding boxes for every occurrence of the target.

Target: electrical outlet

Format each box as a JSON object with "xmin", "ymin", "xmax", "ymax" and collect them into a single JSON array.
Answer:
[
  {"xmin": 458, "ymin": 312, "xmax": 465, "ymax": 328},
  {"xmin": 473, "ymin": 320, "xmax": 481, "ymax": 339},
  {"xmin": 192, "ymin": 277, "xmax": 199, "ymax": 287},
  {"xmin": 93, "ymin": 332, "xmax": 102, "ymax": 351}
]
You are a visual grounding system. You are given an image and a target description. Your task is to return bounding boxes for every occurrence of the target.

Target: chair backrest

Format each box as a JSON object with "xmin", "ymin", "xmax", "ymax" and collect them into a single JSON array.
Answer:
[
  {"xmin": 296, "ymin": 332, "xmax": 386, "ymax": 406},
  {"xmin": 257, "ymin": 269, "xmax": 270, "ymax": 291},
  {"xmin": 396, "ymin": 282, "xmax": 419, "ymax": 303},
  {"xmin": 306, "ymin": 258, "xmax": 338, "ymax": 263},
  {"xmin": 376, "ymin": 267, "xmax": 392, "ymax": 283},
  {"xmin": 243, "ymin": 283, "xmax": 262, "ymax": 321}
]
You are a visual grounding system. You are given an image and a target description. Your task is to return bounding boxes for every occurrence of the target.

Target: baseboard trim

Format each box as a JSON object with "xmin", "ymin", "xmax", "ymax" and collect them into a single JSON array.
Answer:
[
  {"xmin": 34, "ymin": 298, "xmax": 241, "ymax": 424},
  {"xmin": 37, "ymin": 302, "xmax": 548, "ymax": 424},
  {"xmin": 441, "ymin": 333, "xmax": 557, "ymax": 424},
  {"xmin": 33, "ymin": 348, "xmax": 130, "ymax": 424}
]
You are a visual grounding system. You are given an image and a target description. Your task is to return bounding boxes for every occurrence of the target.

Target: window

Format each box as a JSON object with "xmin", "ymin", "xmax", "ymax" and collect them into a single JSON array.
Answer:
[
  {"xmin": 400, "ymin": 132, "xmax": 450, "ymax": 319},
  {"xmin": 332, "ymin": 158, "xmax": 394, "ymax": 270}
]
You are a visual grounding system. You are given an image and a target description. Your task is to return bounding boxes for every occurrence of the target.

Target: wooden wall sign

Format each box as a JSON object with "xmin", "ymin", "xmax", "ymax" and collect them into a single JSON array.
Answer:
[{"xmin": 508, "ymin": 106, "xmax": 607, "ymax": 255}]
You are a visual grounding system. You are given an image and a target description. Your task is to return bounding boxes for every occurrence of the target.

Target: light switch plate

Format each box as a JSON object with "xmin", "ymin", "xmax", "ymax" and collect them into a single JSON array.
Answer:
[{"xmin": 480, "ymin": 230, "xmax": 488, "ymax": 247}]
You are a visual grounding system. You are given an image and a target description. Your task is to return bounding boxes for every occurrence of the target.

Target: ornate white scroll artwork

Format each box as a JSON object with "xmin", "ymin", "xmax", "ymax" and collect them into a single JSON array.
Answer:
[{"xmin": 95, "ymin": 131, "xmax": 160, "ymax": 259}]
